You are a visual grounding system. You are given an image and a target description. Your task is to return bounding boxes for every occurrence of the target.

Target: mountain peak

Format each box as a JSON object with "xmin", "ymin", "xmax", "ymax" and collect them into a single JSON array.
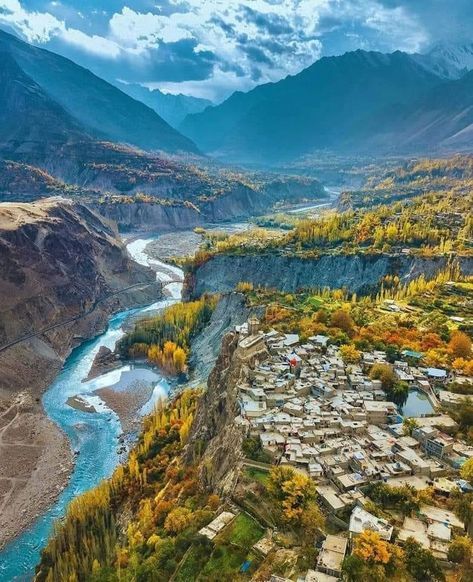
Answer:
[{"xmin": 414, "ymin": 41, "xmax": 473, "ymax": 80}]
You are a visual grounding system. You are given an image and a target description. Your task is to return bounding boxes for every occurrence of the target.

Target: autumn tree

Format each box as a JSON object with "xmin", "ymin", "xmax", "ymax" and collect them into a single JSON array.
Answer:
[
  {"xmin": 352, "ymin": 530, "xmax": 391, "ymax": 565},
  {"xmin": 370, "ymin": 363, "xmax": 396, "ymax": 391},
  {"xmin": 340, "ymin": 344, "xmax": 362, "ymax": 364},
  {"xmin": 267, "ymin": 466, "xmax": 316, "ymax": 525},
  {"xmin": 461, "ymin": 458, "xmax": 473, "ymax": 485},
  {"xmin": 299, "ymin": 502, "xmax": 325, "ymax": 543},
  {"xmin": 330, "ymin": 309, "xmax": 354, "ymax": 334},
  {"xmin": 449, "ymin": 331, "xmax": 472, "ymax": 359},
  {"xmin": 163, "ymin": 507, "xmax": 192, "ymax": 534}
]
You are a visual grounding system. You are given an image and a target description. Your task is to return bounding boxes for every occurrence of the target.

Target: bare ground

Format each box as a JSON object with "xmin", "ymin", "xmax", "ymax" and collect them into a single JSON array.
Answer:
[{"xmin": 0, "ymin": 392, "xmax": 73, "ymax": 549}]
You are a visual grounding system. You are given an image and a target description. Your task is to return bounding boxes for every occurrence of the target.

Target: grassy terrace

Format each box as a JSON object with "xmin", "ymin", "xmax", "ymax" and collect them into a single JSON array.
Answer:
[{"xmin": 175, "ymin": 513, "xmax": 264, "ymax": 582}]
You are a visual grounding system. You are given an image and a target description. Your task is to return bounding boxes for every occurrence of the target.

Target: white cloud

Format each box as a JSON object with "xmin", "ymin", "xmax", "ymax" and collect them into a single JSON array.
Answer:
[{"xmin": 0, "ymin": 0, "xmax": 430, "ymax": 99}]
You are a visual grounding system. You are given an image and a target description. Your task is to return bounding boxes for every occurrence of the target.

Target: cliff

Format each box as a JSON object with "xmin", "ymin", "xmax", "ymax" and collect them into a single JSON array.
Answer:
[
  {"xmin": 189, "ymin": 292, "xmax": 264, "ymax": 381},
  {"xmin": 186, "ymin": 252, "xmax": 473, "ymax": 298},
  {"xmin": 187, "ymin": 329, "xmax": 267, "ymax": 493},
  {"xmin": 92, "ymin": 178, "xmax": 326, "ymax": 232},
  {"xmin": 0, "ymin": 197, "xmax": 161, "ymax": 547},
  {"xmin": 0, "ymin": 197, "xmax": 161, "ymax": 398}
]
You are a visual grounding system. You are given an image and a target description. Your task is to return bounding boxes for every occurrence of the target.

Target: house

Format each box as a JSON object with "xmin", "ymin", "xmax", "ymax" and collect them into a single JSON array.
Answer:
[
  {"xmin": 349, "ymin": 506, "xmax": 393, "ymax": 540},
  {"xmin": 418, "ymin": 505, "xmax": 463, "ymax": 531},
  {"xmin": 364, "ymin": 401, "xmax": 397, "ymax": 425},
  {"xmin": 425, "ymin": 434, "xmax": 454, "ymax": 460},
  {"xmin": 316, "ymin": 535, "xmax": 348, "ymax": 578},
  {"xmin": 199, "ymin": 511, "xmax": 235, "ymax": 540}
]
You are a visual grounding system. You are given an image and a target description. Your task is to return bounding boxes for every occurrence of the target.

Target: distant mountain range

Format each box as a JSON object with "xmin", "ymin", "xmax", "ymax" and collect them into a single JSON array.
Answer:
[
  {"xmin": 115, "ymin": 82, "xmax": 212, "ymax": 127},
  {"xmin": 1, "ymin": 27, "xmax": 473, "ymax": 168},
  {"xmin": 0, "ymin": 29, "xmax": 198, "ymax": 156},
  {"xmin": 181, "ymin": 48, "xmax": 473, "ymax": 164}
]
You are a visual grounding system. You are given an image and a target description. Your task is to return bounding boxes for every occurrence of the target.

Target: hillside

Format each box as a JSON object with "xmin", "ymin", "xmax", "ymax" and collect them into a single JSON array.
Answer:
[
  {"xmin": 0, "ymin": 51, "xmax": 91, "ymax": 158},
  {"xmin": 181, "ymin": 50, "xmax": 442, "ymax": 163},
  {"xmin": 0, "ymin": 30, "xmax": 198, "ymax": 155},
  {"xmin": 368, "ymin": 71, "xmax": 473, "ymax": 153}
]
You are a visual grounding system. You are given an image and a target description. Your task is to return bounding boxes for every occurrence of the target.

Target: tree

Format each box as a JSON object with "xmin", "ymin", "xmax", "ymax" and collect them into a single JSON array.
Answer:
[
  {"xmin": 330, "ymin": 309, "xmax": 354, "ymax": 334},
  {"xmin": 403, "ymin": 537, "xmax": 444, "ymax": 581},
  {"xmin": 341, "ymin": 555, "xmax": 366, "ymax": 582},
  {"xmin": 352, "ymin": 530, "xmax": 391, "ymax": 565},
  {"xmin": 340, "ymin": 344, "xmax": 362, "ymax": 364},
  {"xmin": 403, "ymin": 417, "xmax": 419, "ymax": 436},
  {"xmin": 449, "ymin": 331, "xmax": 472, "ymax": 359},
  {"xmin": 163, "ymin": 507, "xmax": 192, "ymax": 534},
  {"xmin": 173, "ymin": 346, "xmax": 187, "ymax": 373},
  {"xmin": 370, "ymin": 363, "xmax": 396, "ymax": 391},
  {"xmin": 299, "ymin": 501, "xmax": 325, "ymax": 543},
  {"xmin": 461, "ymin": 458, "xmax": 473, "ymax": 485},
  {"xmin": 448, "ymin": 536, "xmax": 472, "ymax": 564},
  {"xmin": 267, "ymin": 466, "xmax": 316, "ymax": 524}
]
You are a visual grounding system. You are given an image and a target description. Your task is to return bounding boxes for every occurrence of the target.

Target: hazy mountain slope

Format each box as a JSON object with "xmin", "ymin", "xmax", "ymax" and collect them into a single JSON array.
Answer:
[
  {"xmin": 181, "ymin": 50, "xmax": 441, "ymax": 163},
  {"xmin": 363, "ymin": 71, "xmax": 473, "ymax": 153},
  {"xmin": 0, "ymin": 30, "xmax": 198, "ymax": 155},
  {"xmin": 0, "ymin": 51, "xmax": 92, "ymax": 159},
  {"xmin": 116, "ymin": 82, "xmax": 212, "ymax": 127}
]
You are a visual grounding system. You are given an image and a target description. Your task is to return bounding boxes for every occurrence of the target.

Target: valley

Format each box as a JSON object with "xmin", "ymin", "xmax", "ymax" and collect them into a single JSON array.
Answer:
[{"xmin": 0, "ymin": 13, "xmax": 472, "ymax": 582}]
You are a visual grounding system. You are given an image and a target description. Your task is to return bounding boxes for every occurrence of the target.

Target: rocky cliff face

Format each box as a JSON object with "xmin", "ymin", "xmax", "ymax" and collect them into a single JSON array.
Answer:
[
  {"xmin": 186, "ymin": 253, "xmax": 473, "ymax": 298},
  {"xmin": 0, "ymin": 197, "xmax": 160, "ymax": 399},
  {"xmin": 190, "ymin": 293, "xmax": 264, "ymax": 382},
  {"xmin": 187, "ymin": 330, "xmax": 267, "ymax": 493},
  {"xmin": 92, "ymin": 180, "xmax": 325, "ymax": 232},
  {"xmin": 91, "ymin": 201, "xmax": 203, "ymax": 233}
]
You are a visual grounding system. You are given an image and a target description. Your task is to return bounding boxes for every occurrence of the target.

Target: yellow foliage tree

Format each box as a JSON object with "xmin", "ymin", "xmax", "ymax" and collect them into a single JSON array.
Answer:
[{"xmin": 353, "ymin": 530, "xmax": 391, "ymax": 565}]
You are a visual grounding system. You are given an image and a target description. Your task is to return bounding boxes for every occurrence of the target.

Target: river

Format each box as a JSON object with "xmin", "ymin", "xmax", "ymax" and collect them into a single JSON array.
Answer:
[
  {"xmin": 0, "ymin": 236, "xmax": 181, "ymax": 582},
  {"xmin": 0, "ymin": 192, "xmax": 343, "ymax": 580}
]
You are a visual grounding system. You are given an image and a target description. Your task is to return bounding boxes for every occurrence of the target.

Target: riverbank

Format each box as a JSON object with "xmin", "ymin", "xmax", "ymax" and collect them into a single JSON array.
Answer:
[{"xmin": 0, "ymin": 392, "xmax": 73, "ymax": 550}]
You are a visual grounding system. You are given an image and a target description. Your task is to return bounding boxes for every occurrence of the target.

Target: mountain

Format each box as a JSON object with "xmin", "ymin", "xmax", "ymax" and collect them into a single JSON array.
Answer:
[
  {"xmin": 366, "ymin": 70, "xmax": 473, "ymax": 152},
  {"xmin": 116, "ymin": 82, "xmax": 212, "ymax": 127},
  {"xmin": 0, "ymin": 29, "xmax": 198, "ymax": 155},
  {"xmin": 415, "ymin": 42, "xmax": 473, "ymax": 80},
  {"xmin": 180, "ymin": 50, "xmax": 442, "ymax": 163},
  {"xmin": 0, "ymin": 51, "xmax": 91, "ymax": 158}
]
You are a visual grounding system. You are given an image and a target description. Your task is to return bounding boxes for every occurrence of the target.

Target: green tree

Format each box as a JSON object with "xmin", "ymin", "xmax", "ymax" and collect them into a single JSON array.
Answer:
[
  {"xmin": 403, "ymin": 538, "xmax": 444, "ymax": 581},
  {"xmin": 448, "ymin": 536, "xmax": 472, "ymax": 564}
]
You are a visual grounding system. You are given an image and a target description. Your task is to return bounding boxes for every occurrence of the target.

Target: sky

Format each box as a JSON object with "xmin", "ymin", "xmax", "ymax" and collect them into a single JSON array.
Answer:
[{"xmin": 0, "ymin": 0, "xmax": 472, "ymax": 102}]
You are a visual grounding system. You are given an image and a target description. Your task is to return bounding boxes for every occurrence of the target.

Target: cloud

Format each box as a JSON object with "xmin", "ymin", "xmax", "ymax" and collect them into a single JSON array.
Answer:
[{"xmin": 0, "ymin": 0, "xmax": 469, "ymax": 101}]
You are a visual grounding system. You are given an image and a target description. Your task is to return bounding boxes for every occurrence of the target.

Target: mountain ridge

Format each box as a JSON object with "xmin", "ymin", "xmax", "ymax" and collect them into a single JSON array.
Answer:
[
  {"xmin": 0, "ymin": 29, "xmax": 199, "ymax": 155},
  {"xmin": 180, "ymin": 49, "xmax": 444, "ymax": 163}
]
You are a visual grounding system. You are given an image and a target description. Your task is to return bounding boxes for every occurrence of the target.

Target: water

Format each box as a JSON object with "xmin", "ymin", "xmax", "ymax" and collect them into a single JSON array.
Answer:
[
  {"xmin": 401, "ymin": 390, "xmax": 435, "ymax": 418},
  {"xmin": 0, "ymin": 237, "xmax": 183, "ymax": 581}
]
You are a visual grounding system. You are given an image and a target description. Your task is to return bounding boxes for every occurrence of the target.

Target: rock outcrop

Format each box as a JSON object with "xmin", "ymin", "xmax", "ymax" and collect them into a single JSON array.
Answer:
[
  {"xmin": 0, "ymin": 197, "xmax": 161, "ymax": 399},
  {"xmin": 189, "ymin": 293, "xmax": 264, "ymax": 381},
  {"xmin": 187, "ymin": 327, "xmax": 267, "ymax": 494},
  {"xmin": 186, "ymin": 252, "xmax": 473, "ymax": 298}
]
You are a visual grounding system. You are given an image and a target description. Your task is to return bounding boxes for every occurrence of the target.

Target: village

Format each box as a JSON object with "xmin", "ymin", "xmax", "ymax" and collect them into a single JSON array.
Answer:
[{"xmin": 214, "ymin": 316, "xmax": 473, "ymax": 581}]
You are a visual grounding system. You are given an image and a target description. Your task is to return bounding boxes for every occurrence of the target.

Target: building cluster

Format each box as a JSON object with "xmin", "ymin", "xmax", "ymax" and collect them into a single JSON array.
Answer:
[
  {"xmin": 233, "ymin": 319, "xmax": 472, "ymax": 577},
  {"xmin": 236, "ymin": 320, "xmax": 472, "ymax": 498}
]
